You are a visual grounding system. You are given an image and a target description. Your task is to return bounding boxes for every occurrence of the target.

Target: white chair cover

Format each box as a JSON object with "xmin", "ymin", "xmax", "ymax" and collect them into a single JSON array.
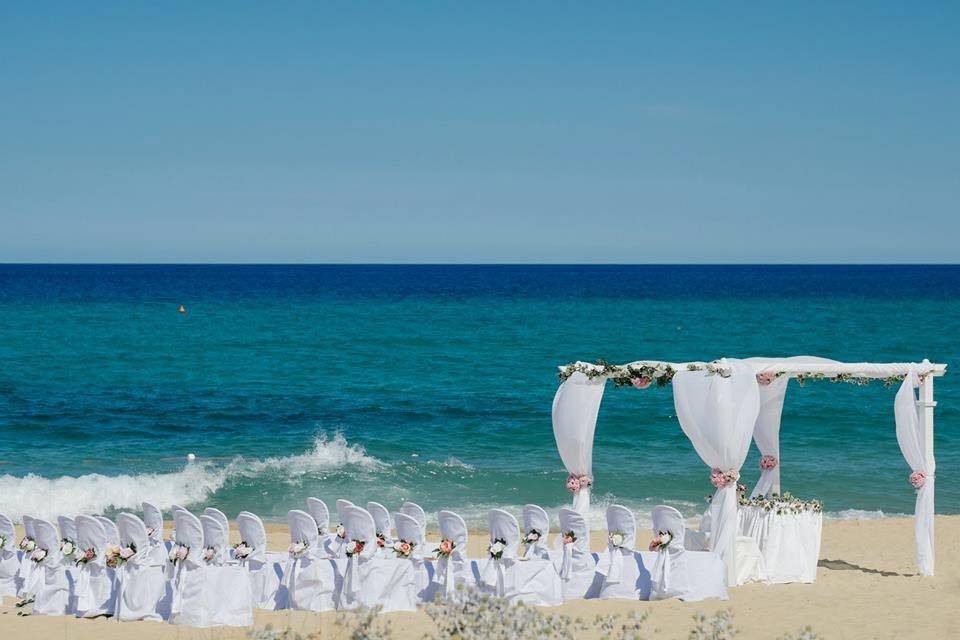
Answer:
[
  {"xmin": 18, "ymin": 515, "xmax": 42, "ymax": 598},
  {"xmin": 482, "ymin": 509, "xmax": 562, "ymax": 606},
  {"xmin": 203, "ymin": 508, "xmax": 230, "ymax": 540},
  {"xmin": 596, "ymin": 505, "xmax": 641, "ymax": 599},
  {"xmin": 73, "ymin": 515, "xmax": 115, "ymax": 618},
  {"xmin": 434, "ymin": 510, "xmax": 471, "ymax": 600},
  {"xmin": 734, "ymin": 535, "xmax": 769, "ymax": 585},
  {"xmin": 200, "ymin": 514, "xmax": 229, "ymax": 565},
  {"xmin": 169, "ymin": 510, "xmax": 252, "ymax": 627},
  {"xmin": 306, "ymin": 497, "xmax": 330, "ymax": 534},
  {"xmin": 556, "ymin": 507, "xmax": 597, "ymax": 600},
  {"xmin": 650, "ymin": 505, "xmax": 690, "ymax": 600},
  {"xmin": 367, "ymin": 501, "xmax": 394, "ymax": 543},
  {"xmin": 58, "ymin": 515, "xmax": 78, "ymax": 545},
  {"xmin": 237, "ymin": 511, "xmax": 282, "ymax": 609},
  {"xmin": 552, "ymin": 371, "xmax": 606, "ymax": 513},
  {"xmin": 394, "ymin": 512, "xmax": 432, "ymax": 600},
  {"xmin": 142, "ymin": 501, "xmax": 164, "ymax": 542},
  {"xmin": 31, "ymin": 518, "xmax": 72, "ymax": 616},
  {"xmin": 0, "ymin": 513, "xmax": 18, "ymax": 597},
  {"xmin": 673, "ymin": 359, "xmax": 760, "ymax": 585},
  {"xmin": 331, "ymin": 499, "xmax": 354, "ymax": 558},
  {"xmin": 400, "ymin": 501, "xmax": 428, "ymax": 535},
  {"xmin": 284, "ymin": 510, "xmax": 337, "ymax": 612},
  {"xmin": 169, "ymin": 504, "xmax": 189, "ymax": 542},
  {"xmin": 338, "ymin": 505, "xmax": 418, "ymax": 612},
  {"xmin": 521, "ymin": 504, "xmax": 552, "ymax": 560},
  {"xmin": 96, "ymin": 516, "xmax": 120, "ymax": 545},
  {"xmin": 896, "ymin": 365, "xmax": 935, "ymax": 576},
  {"xmin": 115, "ymin": 512, "xmax": 168, "ymax": 622}
]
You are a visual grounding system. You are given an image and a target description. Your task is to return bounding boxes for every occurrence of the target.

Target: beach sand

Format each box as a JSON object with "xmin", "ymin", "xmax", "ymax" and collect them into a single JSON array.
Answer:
[{"xmin": 2, "ymin": 515, "xmax": 957, "ymax": 639}]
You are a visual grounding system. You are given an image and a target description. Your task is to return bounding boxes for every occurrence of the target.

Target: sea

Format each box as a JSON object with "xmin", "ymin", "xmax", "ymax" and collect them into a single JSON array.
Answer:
[{"xmin": 0, "ymin": 264, "xmax": 956, "ymax": 529}]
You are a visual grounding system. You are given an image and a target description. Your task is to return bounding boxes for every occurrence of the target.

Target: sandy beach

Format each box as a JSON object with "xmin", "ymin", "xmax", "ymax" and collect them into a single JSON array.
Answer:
[{"xmin": 2, "ymin": 515, "xmax": 957, "ymax": 639}]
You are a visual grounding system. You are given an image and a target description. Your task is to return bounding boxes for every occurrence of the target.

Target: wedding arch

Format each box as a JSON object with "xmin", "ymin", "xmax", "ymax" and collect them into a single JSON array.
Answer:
[{"xmin": 550, "ymin": 356, "xmax": 945, "ymax": 584}]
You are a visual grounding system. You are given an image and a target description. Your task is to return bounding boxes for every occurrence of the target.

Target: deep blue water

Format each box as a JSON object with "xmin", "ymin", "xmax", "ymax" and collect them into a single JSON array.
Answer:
[{"xmin": 0, "ymin": 264, "xmax": 956, "ymax": 526}]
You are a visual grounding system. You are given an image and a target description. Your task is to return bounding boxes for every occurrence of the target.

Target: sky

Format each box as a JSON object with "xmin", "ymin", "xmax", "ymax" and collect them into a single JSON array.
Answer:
[{"xmin": 1, "ymin": 2, "xmax": 957, "ymax": 263}]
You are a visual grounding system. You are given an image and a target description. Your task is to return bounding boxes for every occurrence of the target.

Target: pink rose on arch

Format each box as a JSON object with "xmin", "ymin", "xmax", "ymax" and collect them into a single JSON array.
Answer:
[
  {"xmin": 756, "ymin": 372, "xmax": 776, "ymax": 386},
  {"xmin": 759, "ymin": 455, "xmax": 778, "ymax": 470},
  {"xmin": 565, "ymin": 474, "xmax": 581, "ymax": 492},
  {"xmin": 709, "ymin": 468, "xmax": 738, "ymax": 489},
  {"xmin": 578, "ymin": 475, "xmax": 593, "ymax": 488},
  {"xmin": 631, "ymin": 376, "xmax": 652, "ymax": 389},
  {"xmin": 908, "ymin": 471, "xmax": 926, "ymax": 489}
]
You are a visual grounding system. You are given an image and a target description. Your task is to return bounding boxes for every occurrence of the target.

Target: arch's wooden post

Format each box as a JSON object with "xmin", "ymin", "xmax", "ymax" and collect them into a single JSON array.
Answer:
[{"xmin": 918, "ymin": 362, "xmax": 936, "ymax": 576}]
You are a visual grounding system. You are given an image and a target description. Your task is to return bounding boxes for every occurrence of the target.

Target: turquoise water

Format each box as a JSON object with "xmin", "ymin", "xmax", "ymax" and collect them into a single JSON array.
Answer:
[{"xmin": 0, "ymin": 265, "xmax": 956, "ymax": 527}]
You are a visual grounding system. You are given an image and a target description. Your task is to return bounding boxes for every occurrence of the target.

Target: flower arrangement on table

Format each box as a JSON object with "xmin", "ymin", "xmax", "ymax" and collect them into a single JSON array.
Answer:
[
  {"xmin": 75, "ymin": 547, "xmax": 97, "ymax": 567},
  {"xmin": 488, "ymin": 538, "xmax": 507, "ymax": 560},
  {"xmin": 434, "ymin": 538, "xmax": 455, "ymax": 558},
  {"xmin": 648, "ymin": 530, "xmax": 673, "ymax": 551},
  {"xmin": 201, "ymin": 546, "xmax": 219, "ymax": 563},
  {"xmin": 522, "ymin": 529, "xmax": 542, "ymax": 548},
  {"xmin": 233, "ymin": 541, "xmax": 253, "ymax": 560},
  {"xmin": 565, "ymin": 473, "xmax": 593, "ymax": 492},
  {"xmin": 345, "ymin": 539, "xmax": 365, "ymax": 557},
  {"xmin": 391, "ymin": 539, "xmax": 415, "ymax": 558},
  {"xmin": 168, "ymin": 543, "xmax": 190, "ymax": 565},
  {"xmin": 739, "ymin": 491, "xmax": 823, "ymax": 515},
  {"xmin": 608, "ymin": 530, "xmax": 626, "ymax": 549},
  {"xmin": 18, "ymin": 536, "xmax": 36, "ymax": 552},
  {"xmin": 561, "ymin": 530, "xmax": 577, "ymax": 545},
  {"xmin": 288, "ymin": 539, "xmax": 309, "ymax": 558}
]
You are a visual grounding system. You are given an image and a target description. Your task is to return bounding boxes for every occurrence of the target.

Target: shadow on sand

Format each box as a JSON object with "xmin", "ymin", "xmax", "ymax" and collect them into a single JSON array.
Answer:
[{"xmin": 818, "ymin": 558, "xmax": 914, "ymax": 577}]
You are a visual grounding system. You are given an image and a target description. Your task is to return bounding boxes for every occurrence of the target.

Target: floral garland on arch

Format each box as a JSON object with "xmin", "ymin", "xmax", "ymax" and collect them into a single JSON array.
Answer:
[
  {"xmin": 558, "ymin": 359, "xmax": 925, "ymax": 388},
  {"xmin": 565, "ymin": 473, "xmax": 593, "ymax": 492}
]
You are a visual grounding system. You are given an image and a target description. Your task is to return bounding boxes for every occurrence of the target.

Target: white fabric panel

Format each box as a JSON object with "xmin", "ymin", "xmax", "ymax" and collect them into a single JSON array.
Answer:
[
  {"xmin": 306, "ymin": 498, "xmax": 330, "ymax": 533},
  {"xmin": 739, "ymin": 507, "xmax": 820, "ymax": 583},
  {"xmin": 552, "ymin": 372, "xmax": 606, "ymax": 514},
  {"xmin": 0, "ymin": 513, "xmax": 18, "ymax": 597},
  {"xmin": 236, "ymin": 511, "xmax": 281, "ymax": 610},
  {"xmin": 393, "ymin": 512, "xmax": 432, "ymax": 600},
  {"xmin": 400, "ymin": 502, "xmax": 428, "ymax": 535},
  {"xmin": 638, "ymin": 550, "xmax": 727, "ymax": 601},
  {"xmin": 555, "ymin": 507, "xmax": 596, "ymax": 600},
  {"xmin": 521, "ymin": 504, "xmax": 551, "ymax": 560},
  {"xmin": 73, "ymin": 515, "xmax": 115, "ymax": 617},
  {"xmin": 200, "ymin": 515, "xmax": 229, "ymax": 565},
  {"xmin": 750, "ymin": 375, "xmax": 789, "ymax": 497},
  {"xmin": 203, "ymin": 508, "xmax": 230, "ymax": 539},
  {"xmin": 673, "ymin": 359, "xmax": 760, "ymax": 586},
  {"xmin": 142, "ymin": 501, "xmax": 164, "ymax": 542},
  {"xmin": 895, "ymin": 366, "xmax": 935, "ymax": 576},
  {"xmin": 650, "ymin": 505, "xmax": 689, "ymax": 600},
  {"xmin": 95, "ymin": 516, "xmax": 120, "ymax": 545},
  {"xmin": 284, "ymin": 509, "xmax": 336, "ymax": 612},
  {"xmin": 31, "ymin": 519, "xmax": 72, "ymax": 616}
]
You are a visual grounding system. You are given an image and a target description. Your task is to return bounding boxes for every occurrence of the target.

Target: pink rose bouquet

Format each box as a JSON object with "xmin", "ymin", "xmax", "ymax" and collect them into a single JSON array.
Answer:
[
  {"xmin": 578, "ymin": 475, "xmax": 593, "ymax": 488},
  {"xmin": 759, "ymin": 455, "xmax": 778, "ymax": 470},
  {"xmin": 648, "ymin": 530, "xmax": 673, "ymax": 551},
  {"xmin": 435, "ymin": 538, "xmax": 455, "ymax": 557},
  {"xmin": 709, "ymin": 468, "xmax": 738, "ymax": 489},
  {"xmin": 565, "ymin": 474, "xmax": 581, "ymax": 492},
  {"xmin": 909, "ymin": 471, "xmax": 926, "ymax": 489},
  {"xmin": 756, "ymin": 372, "xmax": 776, "ymax": 386}
]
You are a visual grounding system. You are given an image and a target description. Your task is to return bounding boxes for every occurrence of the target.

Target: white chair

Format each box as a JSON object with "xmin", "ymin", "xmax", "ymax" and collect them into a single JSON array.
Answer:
[
  {"xmin": 141, "ymin": 501, "xmax": 168, "ymax": 565},
  {"xmin": 482, "ymin": 509, "xmax": 562, "ymax": 606},
  {"xmin": 399, "ymin": 502, "xmax": 428, "ymax": 536},
  {"xmin": 169, "ymin": 504, "xmax": 189, "ymax": 542},
  {"xmin": 434, "ymin": 510, "xmax": 472, "ymax": 600},
  {"xmin": 58, "ymin": 515, "xmax": 77, "ymax": 546},
  {"xmin": 283, "ymin": 509, "xmax": 337, "ymax": 612},
  {"xmin": 521, "ymin": 504, "xmax": 552, "ymax": 560},
  {"xmin": 331, "ymin": 499, "xmax": 355, "ymax": 557},
  {"xmin": 236, "ymin": 511, "xmax": 282, "ymax": 610},
  {"xmin": 596, "ymin": 505, "xmax": 643, "ymax": 600},
  {"xmin": 0, "ymin": 513, "xmax": 19, "ymax": 597},
  {"xmin": 72, "ymin": 515, "xmax": 115, "ymax": 618},
  {"xmin": 18, "ymin": 515, "xmax": 42, "ymax": 600},
  {"xmin": 367, "ymin": 501, "xmax": 394, "ymax": 546},
  {"xmin": 30, "ymin": 518, "xmax": 72, "ymax": 616},
  {"xmin": 168, "ymin": 510, "xmax": 252, "ymax": 627},
  {"xmin": 689, "ymin": 507, "xmax": 767, "ymax": 585},
  {"xmin": 394, "ymin": 512, "xmax": 432, "ymax": 600},
  {"xmin": 650, "ymin": 505, "xmax": 690, "ymax": 600},
  {"xmin": 203, "ymin": 508, "xmax": 230, "ymax": 538},
  {"xmin": 338, "ymin": 505, "xmax": 417, "ymax": 612},
  {"xmin": 95, "ymin": 516, "xmax": 120, "ymax": 545},
  {"xmin": 648, "ymin": 505, "xmax": 727, "ymax": 601},
  {"xmin": 201, "ymin": 513, "xmax": 230, "ymax": 565},
  {"xmin": 306, "ymin": 497, "xmax": 331, "ymax": 535},
  {"xmin": 114, "ymin": 512, "xmax": 168, "ymax": 622},
  {"xmin": 556, "ymin": 507, "xmax": 598, "ymax": 600}
]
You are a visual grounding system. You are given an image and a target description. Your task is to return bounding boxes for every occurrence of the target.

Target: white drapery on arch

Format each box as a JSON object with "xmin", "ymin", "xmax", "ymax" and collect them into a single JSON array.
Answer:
[
  {"xmin": 895, "ymin": 365, "xmax": 935, "ymax": 576},
  {"xmin": 551, "ymin": 372, "xmax": 606, "ymax": 514},
  {"xmin": 672, "ymin": 359, "xmax": 760, "ymax": 586},
  {"xmin": 744, "ymin": 356, "xmax": 841, "ymax": 498}
]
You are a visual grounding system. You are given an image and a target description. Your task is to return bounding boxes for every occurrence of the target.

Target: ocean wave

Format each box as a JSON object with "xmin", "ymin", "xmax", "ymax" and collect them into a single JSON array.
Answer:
[
  {"xmin": 824, "ymin": 508, "xmax": 895, "ymax": 520},
  {"xmin": 0, "ymin": 432, "xmax": 381, "ymax": 522}
]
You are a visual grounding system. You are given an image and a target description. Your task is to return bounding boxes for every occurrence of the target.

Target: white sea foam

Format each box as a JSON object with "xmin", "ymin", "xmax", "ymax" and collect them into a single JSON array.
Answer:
[
  {"xmin": 824, "ymin": 508, "xmax": 895, "ymax": 520},
  {"xmin": 0, "ymin": 432, "xmax": 381, "ymax": 522}
]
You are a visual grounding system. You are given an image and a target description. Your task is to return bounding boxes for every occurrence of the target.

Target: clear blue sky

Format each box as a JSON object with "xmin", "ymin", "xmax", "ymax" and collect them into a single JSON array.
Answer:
[{"xmin": 1, "ymin": 2, "xmax": 957, "ymax": 263}]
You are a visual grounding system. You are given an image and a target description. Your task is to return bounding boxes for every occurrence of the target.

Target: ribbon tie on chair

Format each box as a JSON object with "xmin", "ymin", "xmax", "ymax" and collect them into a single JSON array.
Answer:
[
  {"xmin": 480, "ymin": 557, "xmax": 506, "ymax": 595},
  {"xmin": 601, "ymin": 542, "xmax": 625, "ymax": 585},
  {"xmin": 343, "ymin": 554, "xmax": 361, "ymax": 600},
  {"xmin": 432, "ymin": 555, "xmax": 458, "ymax": 599},
  {"xmin": 559, "ymin": 542, "xmax": 574, "ymax": 580},
  {"xmin": 74, "ymin": 563, "xmax": 94, "ymax": 612},
  {"xmin": 650, "ymin": 547, "xmax": 671, "ymax": 594}
]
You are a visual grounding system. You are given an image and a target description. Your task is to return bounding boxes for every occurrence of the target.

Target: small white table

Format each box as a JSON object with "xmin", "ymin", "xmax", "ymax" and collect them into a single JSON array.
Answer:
[{"xmin": 738, "ymin": 507, "xmax": 822, "ymax": 583}]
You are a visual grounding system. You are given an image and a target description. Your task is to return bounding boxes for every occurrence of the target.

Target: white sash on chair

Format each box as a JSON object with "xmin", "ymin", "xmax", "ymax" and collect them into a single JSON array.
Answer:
[
  {"xmin": 432, "ymin": 556, "xmax": 457, "ymax": 598},
  {"xmin": 599, "ymin": 543, "xmax": 625, "ymax": 585},
  {"xmin": 650, "ymin": 548, "xmax": 671, "ymax": 593},
  {"xmin": 559, "ymin": 542, "xmax": 574, "ymax": 580},
  {"xmin": 342, "ymin": 555, "xmax": 361, "ymax": 599}
]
